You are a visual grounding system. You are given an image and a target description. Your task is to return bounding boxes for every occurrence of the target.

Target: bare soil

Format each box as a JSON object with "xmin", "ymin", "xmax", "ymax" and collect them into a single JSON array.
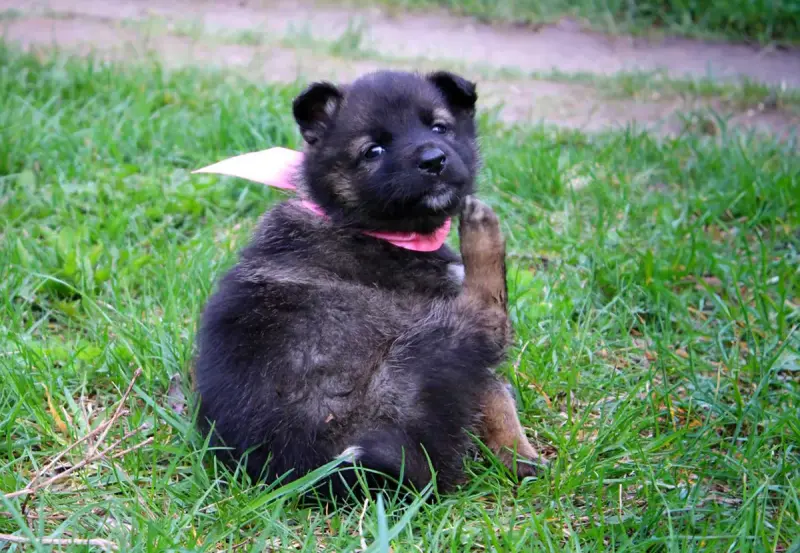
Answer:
[{"xmin": 2, "ymin": 0, "xmax": 798, "ymax": 136}]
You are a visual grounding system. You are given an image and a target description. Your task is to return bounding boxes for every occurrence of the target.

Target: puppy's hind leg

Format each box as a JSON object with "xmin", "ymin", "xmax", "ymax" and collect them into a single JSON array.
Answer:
[{"xmin": 479, "ymin": 381, "xmax": 544, "ymax": 478}]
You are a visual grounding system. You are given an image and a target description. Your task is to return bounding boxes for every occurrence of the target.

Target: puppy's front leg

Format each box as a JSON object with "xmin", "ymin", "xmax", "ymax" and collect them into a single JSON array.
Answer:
[
  {"xmin": 458, "ymin": 196, "xmax": 508, "ymax": 319},
  {"xmin": 458, "ymin": 196, "xmax": 543, "ymax": 476}
]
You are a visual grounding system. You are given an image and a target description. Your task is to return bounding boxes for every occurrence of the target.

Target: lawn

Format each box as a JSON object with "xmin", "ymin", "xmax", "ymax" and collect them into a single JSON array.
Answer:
[{"xmin": 1, "ymin": 44, "xmax": 799, "ymax": 551}]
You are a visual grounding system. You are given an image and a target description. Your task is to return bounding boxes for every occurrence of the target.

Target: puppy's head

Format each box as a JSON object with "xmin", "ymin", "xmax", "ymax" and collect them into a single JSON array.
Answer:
[{"xmin": 293, "ymin": 70, "xmax": 479, "ymax": 234}]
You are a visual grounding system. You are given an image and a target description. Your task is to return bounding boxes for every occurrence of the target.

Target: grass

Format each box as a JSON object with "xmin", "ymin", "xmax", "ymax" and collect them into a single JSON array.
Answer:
[
  {"xmin": 1, "ymin": 43, "xmax": 799, "ymax": 552},
  {"xmin": 547, "ymin": 69, "xmax": 800, "ymax": 112},
  {"xmin": 370, "ymin": 0, "xmax": 800, "ymax": 45}
]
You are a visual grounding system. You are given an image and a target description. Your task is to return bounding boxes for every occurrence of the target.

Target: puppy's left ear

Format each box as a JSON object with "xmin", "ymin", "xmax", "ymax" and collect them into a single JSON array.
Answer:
[
  {"xmin": 292, "ymin": 82, "xmax": 343, "ymax": 145},
  {"xmin": 427, "ymin": 71, "xmax": 477, "ymax": 113}
]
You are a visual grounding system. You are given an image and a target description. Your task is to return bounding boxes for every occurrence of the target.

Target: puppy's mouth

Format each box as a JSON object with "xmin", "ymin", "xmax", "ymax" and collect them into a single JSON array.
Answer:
[{"xmin": 421, "ymin": 185, "xmax": 461, "ymax": 213}]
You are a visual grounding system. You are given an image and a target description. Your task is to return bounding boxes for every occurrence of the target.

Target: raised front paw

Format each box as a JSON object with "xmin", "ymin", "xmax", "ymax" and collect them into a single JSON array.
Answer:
[
  {"xmin": 459, "ymin": 196, "xmax": 502, "ymax": 249},
  {"xmin": 458, "ymin": 196, "xmax": 507, "ymax": 310}
]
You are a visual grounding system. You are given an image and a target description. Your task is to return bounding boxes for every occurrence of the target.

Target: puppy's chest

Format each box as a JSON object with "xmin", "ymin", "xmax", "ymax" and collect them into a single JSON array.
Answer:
[{"xmin": 344, "ymin": 254, "xmax": 464, "ymax": 298}]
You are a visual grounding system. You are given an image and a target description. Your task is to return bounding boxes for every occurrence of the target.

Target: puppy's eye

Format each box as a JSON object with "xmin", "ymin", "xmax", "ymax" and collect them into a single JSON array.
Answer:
[
  {"xmin": 431, "ymin": 123, "xmax": 448, "ymax": 134},
  {"xmin": 364, "ymin": 145, "xmax": 385, "ymax": 160}
]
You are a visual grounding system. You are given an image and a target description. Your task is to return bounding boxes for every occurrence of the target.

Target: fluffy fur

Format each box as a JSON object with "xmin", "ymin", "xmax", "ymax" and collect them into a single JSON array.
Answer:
[{"xmin": 193, "ymin": 70, "xmax": 542, "ymax": 497}]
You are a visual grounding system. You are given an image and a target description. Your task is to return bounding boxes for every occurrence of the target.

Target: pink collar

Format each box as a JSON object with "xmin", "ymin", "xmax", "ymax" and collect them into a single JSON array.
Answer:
[{"xmin": 193, "ymin": 148, "xmax": 451, "ymax": 252}]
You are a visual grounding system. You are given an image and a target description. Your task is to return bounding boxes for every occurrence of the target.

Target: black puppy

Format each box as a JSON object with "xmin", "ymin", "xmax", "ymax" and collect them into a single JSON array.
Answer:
[{"xmin": 193, "ymin": 70, "xmax": 542, "ymax": 496}]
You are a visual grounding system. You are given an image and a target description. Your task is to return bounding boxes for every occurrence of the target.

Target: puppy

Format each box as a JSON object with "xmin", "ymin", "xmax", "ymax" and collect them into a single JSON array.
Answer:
[{"xmin": 193, "ymin": 70, "xmax": 542, "ymax": 496}]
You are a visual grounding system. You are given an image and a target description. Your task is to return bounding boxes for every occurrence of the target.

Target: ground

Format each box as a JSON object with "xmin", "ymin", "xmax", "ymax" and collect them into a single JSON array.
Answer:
[
  {"xmin": 1, "ymin": 0, "xmax": 800, "ymax": 137},
  {"xmin": 0, "ymin": 1, "xmax": 798, "ymax": 552}
]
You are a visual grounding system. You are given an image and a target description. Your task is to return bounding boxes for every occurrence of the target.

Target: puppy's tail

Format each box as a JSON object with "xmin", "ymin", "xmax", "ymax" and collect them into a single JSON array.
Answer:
[{"xmin": 327, "ymin": 428, "xmax": 434, "ymax": 500}]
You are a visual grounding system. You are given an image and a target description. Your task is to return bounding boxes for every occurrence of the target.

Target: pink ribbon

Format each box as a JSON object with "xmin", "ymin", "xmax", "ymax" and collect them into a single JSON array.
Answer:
[{"xmin": 193, "ymin": 148, "xmax": 451, "ymax": 252}]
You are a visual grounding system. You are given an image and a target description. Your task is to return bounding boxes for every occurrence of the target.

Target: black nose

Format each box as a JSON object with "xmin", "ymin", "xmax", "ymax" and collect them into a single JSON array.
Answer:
[{"xmin": 418, "ymin": 148, "xmax": 447, "ymax": 175}]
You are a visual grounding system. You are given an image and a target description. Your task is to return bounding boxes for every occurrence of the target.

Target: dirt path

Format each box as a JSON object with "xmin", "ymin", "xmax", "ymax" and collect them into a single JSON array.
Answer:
[{"xmin": 2, "ymin": 0, "xmax": 799, "ymax": 136}]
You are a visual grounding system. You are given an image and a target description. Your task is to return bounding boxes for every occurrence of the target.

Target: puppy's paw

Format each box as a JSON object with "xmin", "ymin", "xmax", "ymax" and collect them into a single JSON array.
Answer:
[
  {"xmin": 497, "ymin": 443, "xmax": 546, "ymax": 480},
  {"xmin": 459, "ymin": 196, "xmax": 502, "ymax": 256},
  {"xmin": 458, "ymin": 197, "xmax": 506, "ymax": 309}
]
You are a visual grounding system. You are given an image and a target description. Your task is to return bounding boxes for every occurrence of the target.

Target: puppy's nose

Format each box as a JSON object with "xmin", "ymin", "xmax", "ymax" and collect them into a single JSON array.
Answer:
[{"xmin": 418, "ymin": 148, "xmax": 447, "ymax": 175}]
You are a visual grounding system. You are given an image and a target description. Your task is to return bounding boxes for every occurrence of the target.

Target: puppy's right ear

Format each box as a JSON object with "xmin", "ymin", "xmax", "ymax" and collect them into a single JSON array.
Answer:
[
  {"xmin": 427, "ymin": 71, "xmax": 477, "ymax": 114},
  {"xmin": 292, "ymin": 82, "xmax": 343, "ymax": 145}
]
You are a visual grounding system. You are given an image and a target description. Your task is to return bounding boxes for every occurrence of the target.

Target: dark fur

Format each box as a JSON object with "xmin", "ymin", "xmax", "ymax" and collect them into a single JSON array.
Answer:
[{"xmin": 194, "ymin": 70, "xmax": 541, "ymax": 498}]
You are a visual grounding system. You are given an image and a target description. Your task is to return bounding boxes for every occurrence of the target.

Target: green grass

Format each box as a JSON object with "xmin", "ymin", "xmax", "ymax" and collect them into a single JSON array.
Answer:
[
  {"xmin": 370, "ymin": 0, "xmax": 800, "ymax": 45},
  {"xmin": 1, "ymin": 44, "xmax": 799, "ymax": 551},
  {"xmin": 544, "ymin": 69, "xmax": 800, "ymax": 112}
]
